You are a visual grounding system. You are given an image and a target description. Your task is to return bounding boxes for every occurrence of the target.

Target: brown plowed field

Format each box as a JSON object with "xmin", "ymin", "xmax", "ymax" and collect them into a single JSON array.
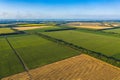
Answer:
[{"xmin": 2, "ymin": 54, "xmax": 120, "ymax": 80}]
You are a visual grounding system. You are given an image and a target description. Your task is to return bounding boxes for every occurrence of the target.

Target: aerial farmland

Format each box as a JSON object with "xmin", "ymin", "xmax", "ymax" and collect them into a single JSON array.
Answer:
[
  {"xmin": 0, "ymin": 21, "xmax": 120, "ymax": 80},
  {"xmin": 1, "ymin": 0, "xmax": 120, "ymax": 79}
]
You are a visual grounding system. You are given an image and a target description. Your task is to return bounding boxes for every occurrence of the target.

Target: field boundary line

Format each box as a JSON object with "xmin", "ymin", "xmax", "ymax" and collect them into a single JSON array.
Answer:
[
  {"xmin": 44, "ymin": 28, "xmax": 77, "ymax": 32},
  {"xmin": 75, "ymin": 28, "xmax": 120, "ymax": 38},
  {"xmin": 4, "ymin": 36, "xmax": 33, "ymax": 80},
  {"xmin": 33, "ymin": 32, "xmax": 120, "ymax": 67}
]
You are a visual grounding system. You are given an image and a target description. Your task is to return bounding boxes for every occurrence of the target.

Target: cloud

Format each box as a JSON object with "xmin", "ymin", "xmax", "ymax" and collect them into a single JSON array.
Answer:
[{"xmin": 0, "ymin": 0, "xmax": 120, "ymax": 19}]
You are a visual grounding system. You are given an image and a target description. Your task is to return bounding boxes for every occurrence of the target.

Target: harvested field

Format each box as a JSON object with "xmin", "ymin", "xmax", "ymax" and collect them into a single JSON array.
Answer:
[
  {"xmin": 13, "ymin": 26, "xmax": 51, "ymax": 30},
  {"xmin": 16, "ymin": 23, "xmax": 57, "ymax": 27},
  {"xmin": 0, "ymin": 34, "xmax": 79, "ymax": 79},
  {"xmin": 71, "ymin": 25, "xmax": 112, "ymax": 29},
  {"xmin": 112, "ymin": 24, "xmax": 120, "ymax": 27},
  {"xmin": 0, "ymin": 24, "xmax": 11, "ymax": 27},
  {"xmin": 2, "ymin": 72, "xmax": 30, "ymax": 80},
  {"xmin": 2, "ymin": 54, "xmax": 120, "ymax": 80},
  {"xmin": 104, "ymin": 22, "xmax": 120, "ymax": 27},
  {"xmin": 67, "ymin": 22, "xmax": 102, "ymax": 26},
  {"xmin": 67, "ymin": 22, "xmax": 113, "ymax": 29}
]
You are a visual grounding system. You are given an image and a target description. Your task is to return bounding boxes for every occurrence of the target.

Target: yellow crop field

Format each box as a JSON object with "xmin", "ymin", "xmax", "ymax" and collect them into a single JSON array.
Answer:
[
  {"xmin": 2, "ymin": 54, "xmax": 120, "ymax": 80},
  {"xmin": 13, "ymin": 26, "xmax": 52, "ymax": 30},
  {"xmin": 0, "ymin": 28, "xmax": 14, "ymax": 34},
  {"xmin": 67, "ymin": 22, "xmax": 113, "ymax": 29},
  {"xmin": 70, "ymin": 25, "xmax": 112, "ymax": 29},
  {"xmin": 16, "ymin": 23, "xmax": 57, "ymax": 27}
]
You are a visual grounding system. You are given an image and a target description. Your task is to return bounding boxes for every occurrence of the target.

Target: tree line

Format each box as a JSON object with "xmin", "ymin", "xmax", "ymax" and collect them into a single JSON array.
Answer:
[
  {"xmin": 76, "ymin": 28, "xmax": 120, "ymax": 38},
  {"xmin": 45, "ymin": 28, "xmax": 77, "ymax": 32},
  {"xmin": 34, "ymin": 32, "xmax": 120, "ymax": 67}
]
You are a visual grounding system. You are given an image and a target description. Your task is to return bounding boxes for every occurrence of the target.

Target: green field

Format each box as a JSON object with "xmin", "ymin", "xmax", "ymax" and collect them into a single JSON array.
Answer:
[
  {"xmin": 103, "ymin": 28, "xmax": 120, "ymax": 34},
  {"xmin": 16, "ymin": 23, "xmax": 57, "ymax": 27},
  {"xmin": 17, "ymin": 23, "xmax": 47, "ymax": 27},
  {"xmin": 25, "ymin": 26, "xmax": 62, "ymax": 32},
  {"xmin": 0, "ymin": 34, "xmax": 79, "ymax": 79},
  {"xmin": 44, "ymin": 30, "xmax": 120, "ymax": 59},
  {"xmin": 0, "ymin": 37, "xmax": 24, "ymax": 78},
  {"xmin": 1, "ymin": 24, "xmax": 120, "ymax": 79},
  {"xmin": 0, "ymin": 28, "xmax": 15, "ymax": 34}
]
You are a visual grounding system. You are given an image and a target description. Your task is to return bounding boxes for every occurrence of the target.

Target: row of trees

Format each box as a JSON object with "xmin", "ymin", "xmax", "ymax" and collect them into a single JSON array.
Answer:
[
  {"xmin": 45, "ymin": 28, "xmax": 77, "ymax": 32},
  {"xmin": 0, "ymin": 27, "xmax": 26, "ymax": 36},
  {"xmin": 34, "ymin": 32, "xmax": 120, "ymax": 67},
  {"xmin": 77, "ymin": 28, "xmax": 120, "ymax": 38},
  {"xmin": 0, "ymin": 31, "xmax": 25, "ymax": 36},
  {"xmin": 99, "ymin": 26, "xmax": 120, "ymax": 30}
]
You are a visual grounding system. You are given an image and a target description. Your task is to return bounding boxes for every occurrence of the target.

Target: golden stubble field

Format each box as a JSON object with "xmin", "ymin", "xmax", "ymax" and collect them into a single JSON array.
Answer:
[
  {"xmin": 67, "ymin": 22, "xmax": 113, "ymax": 29},
  {"xmin": 13, "ymin": 26, "xmax": 51, "ymax": 30},
  {"xmin": 70, "ymin": 26, "xmax": 112, "ymax": 29},
  {"xmin": 2, "ymin": 54, "xmax": 120, "ymax": 80}
]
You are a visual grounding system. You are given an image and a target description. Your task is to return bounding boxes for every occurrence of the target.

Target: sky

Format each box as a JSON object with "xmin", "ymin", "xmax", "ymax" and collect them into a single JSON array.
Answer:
[{"xmin": 0, "ymin": 0, "xmax": 120, "ymax": 19}]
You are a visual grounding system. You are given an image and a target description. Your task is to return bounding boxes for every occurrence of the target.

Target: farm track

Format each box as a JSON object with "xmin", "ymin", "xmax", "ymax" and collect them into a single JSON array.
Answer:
[
  {"xmin": 4, "ymin": 36, "xmax": 33, "ymax": 80},
  {"xmin": 2, "ymin": 54, "xmax": 120, "ymax": 80}
]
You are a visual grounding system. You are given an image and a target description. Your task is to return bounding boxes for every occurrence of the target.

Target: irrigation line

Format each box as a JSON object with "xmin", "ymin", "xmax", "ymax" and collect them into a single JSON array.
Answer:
[{"xmin": 4, "ymin": 36, "xmax": 33, "ymax": 80}]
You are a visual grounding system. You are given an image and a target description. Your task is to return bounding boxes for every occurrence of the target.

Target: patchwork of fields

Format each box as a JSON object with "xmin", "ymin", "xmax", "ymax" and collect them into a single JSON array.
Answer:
[
  {"xmin": 104, "ymin": 28, "xmax": 120, "ymax": 34},
  {"xmin": 69, "ymin": 25, "xmax": 112, "ymax": 29},
  {"xmin": 0, "ymin": 34, "xmax": 79, "ymax": 79},
  {"xmin": 44, "ymin": 30, "xmax": 120, "ymax": 59},
  {"xmin": 3, "ymin": 54, "xmax": 120, "ymax": 80},
  {"xmin": 16, "ymin": 23, "xmax": 57, "ymax": 27},
  {"xmin": 1, "ymin": 22, "xmax": 120, "ymax": 79},
  {"xmin": 66, "ymin": 22, "xmax": 113, "ymax": 30},
  {"xmin": 16, "ymin": 24, "xmax": 47, "ymax": 27},
  {"xmin": 0, "ymin": 37, "xmax": 24, "ymax": 78},
  {"xmin": 24, "ymin": 26, "xmax": 62, "ymax": 32},
  {"xmin": 13, "ymin": 26, "xmax": 51, "ymax": 30}
]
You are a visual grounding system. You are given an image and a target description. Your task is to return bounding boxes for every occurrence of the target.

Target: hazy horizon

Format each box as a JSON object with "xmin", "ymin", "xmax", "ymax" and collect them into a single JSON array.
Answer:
[{"xmin": 0, "ymin": 0, "xmax": 120, "ymax": 19}]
